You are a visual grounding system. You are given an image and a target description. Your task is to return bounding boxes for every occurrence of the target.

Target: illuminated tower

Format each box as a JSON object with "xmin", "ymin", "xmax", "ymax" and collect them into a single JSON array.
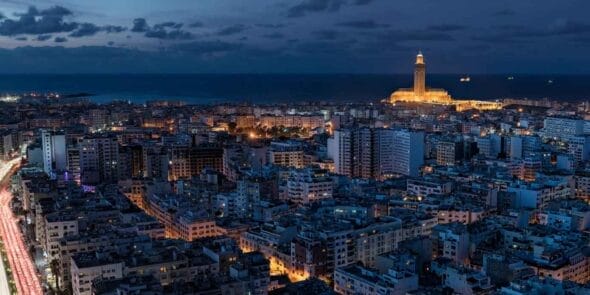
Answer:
[{"xmin": 413, "ymin": 51, "xmax": 426, "ymax": 98}]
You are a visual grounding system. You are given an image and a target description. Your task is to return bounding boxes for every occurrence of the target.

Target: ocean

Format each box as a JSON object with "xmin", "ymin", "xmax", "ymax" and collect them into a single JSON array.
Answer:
[{"xmin": 0, "ymin": 74, "xmax": 589, "ymax": 104}]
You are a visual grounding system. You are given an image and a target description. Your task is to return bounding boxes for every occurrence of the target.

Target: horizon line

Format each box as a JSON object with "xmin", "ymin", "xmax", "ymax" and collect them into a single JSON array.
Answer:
[{"xmin": 0, "ymin": 72, "xmax": 586, "ymax": 76}]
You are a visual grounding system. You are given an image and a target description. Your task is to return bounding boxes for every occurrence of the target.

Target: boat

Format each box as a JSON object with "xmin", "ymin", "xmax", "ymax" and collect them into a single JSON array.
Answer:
[
  {"xmin": 460, "ymin": 76, "xmax": 471, "ymax": 82},
  {"xmin": 507, "ymin": 76, "xmax": 514, "ymax": 80}
]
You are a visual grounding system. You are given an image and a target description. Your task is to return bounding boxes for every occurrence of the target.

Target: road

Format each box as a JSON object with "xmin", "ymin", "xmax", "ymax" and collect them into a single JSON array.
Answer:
[{"xmin": 0, "ymin": 158, "xmax": 43, "ymax": 295}]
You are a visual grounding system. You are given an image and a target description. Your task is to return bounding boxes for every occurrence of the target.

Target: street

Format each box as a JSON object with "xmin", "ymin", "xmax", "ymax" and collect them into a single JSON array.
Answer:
[{"xmin": 0, "ymin": 158, "xmax": 42, "ymax": 295}]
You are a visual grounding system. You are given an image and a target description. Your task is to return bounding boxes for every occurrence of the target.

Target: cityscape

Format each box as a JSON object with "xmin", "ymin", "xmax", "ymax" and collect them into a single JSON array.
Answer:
[{"xmin": 1, "ymin": 1, "xmax": 590, "ymax": 295}]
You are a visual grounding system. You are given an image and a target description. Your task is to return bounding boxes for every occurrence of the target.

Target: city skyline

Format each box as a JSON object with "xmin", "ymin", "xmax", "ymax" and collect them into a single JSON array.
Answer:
[
  {"xmin": 0, "ymin": 1, "xmax": 588, "ymax": 73},
  {"xmin": 2, "ymin": 2, "xmax": 590, "ymax": 295}
]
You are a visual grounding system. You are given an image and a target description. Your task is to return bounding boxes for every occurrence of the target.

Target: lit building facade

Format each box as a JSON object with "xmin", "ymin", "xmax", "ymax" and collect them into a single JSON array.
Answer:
[
  {"xmin": 390, "ymin": 52, "xmax": 503, "ymax": 112},
  {"xmin": 390, "ymin": 52, "xmax": 452, "ymax": 104}
]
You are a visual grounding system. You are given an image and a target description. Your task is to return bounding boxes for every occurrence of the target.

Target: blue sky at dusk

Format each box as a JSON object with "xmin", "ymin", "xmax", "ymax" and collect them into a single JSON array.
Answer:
[{"xmin": 0, "ymin": 0, "xmax": 588, "ymax": 73}]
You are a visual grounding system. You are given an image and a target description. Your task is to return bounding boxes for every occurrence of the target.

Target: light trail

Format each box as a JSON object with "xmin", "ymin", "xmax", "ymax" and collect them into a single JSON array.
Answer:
[{"xmin": 0, "ymin": 158, "xmax": 43, "ymax": 295}]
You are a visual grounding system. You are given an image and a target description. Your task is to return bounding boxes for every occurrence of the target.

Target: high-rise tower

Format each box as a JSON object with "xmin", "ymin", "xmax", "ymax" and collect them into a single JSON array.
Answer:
[
  {"xmin": 413, "ymin": 51, "xmax": 426, "ymax": 97},
  {"xmin": 390, "ymin": 52, "xmax": 503, "ymax": 111}
]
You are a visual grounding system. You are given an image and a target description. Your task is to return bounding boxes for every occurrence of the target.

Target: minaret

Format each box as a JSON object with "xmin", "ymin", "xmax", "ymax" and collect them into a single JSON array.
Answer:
[{"xmin": 413, "ymin": 51, "xmax": 426, "ymax": 98}]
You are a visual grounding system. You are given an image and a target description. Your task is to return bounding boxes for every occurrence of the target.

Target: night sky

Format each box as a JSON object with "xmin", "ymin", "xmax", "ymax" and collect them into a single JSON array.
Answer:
[{"xmin": 0, "ymin": 0, "xmax": 588, "ymax": 74}]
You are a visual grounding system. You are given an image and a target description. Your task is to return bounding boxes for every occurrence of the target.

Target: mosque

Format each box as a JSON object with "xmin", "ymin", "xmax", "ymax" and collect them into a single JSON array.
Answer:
[{"xmin": 389, "ymin": 52, "xmax": 503, "ymax": 111}]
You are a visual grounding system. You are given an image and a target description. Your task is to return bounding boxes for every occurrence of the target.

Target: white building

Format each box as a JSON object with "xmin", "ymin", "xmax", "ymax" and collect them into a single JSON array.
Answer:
[
  {"xmin": 378, "ymin": 129, "xmax": 424, "ymax": 177},
  {"xmin": 507, "ymin": 178, "xmax": 572, "ymax": 209},
  {"xmin": 71, "ymin": 253, "xmax": 124, "ymax": 295},
  {"xmin": 285, "ymin": 167, "xmax": 333, "ymax": 204},
  {"xmin": 431, "ymin": 223, "xmax": 470, "ymax": 264},
  {"xmin": 328, "ymin": 129, "xmax": 354, "ymax": 177},
  {"xmin": 567, "ymin": 135, "xmax": 590, "ymax": 167},
  {"xmin": 212, "ymin": 192, "xmax": 249, "ymax": 218},
  {"xmin": 328, "ymin": 128, "xmax": 424, "ymax": 179},
  {"xmin": 334, "ymin": 265, "xmax": 418, "ymax": 295},
  {"xmin": 431, "ymin": 260, "xmax": 493, "ymax": 295},
  {"xmin": 44, "ymin": 213, "xmax": 79, "ymax": 261},
  {"xmin": 508, "ymin": 136, "xmax": 540, "ymax": 159},
  {"xmin": 477, "ymin": 134, "xmax": 501, "ymax": 159},
  {"xmin": 407, "ymin": 177, "xmax": 453, "ymax": 197},
  {"xmin": 41, "ymin": 129, "xmax": 67, "ymax": 177},
  {"xmin": 542, "ymin": 117, "xmax": 585, "ymax": 141}
]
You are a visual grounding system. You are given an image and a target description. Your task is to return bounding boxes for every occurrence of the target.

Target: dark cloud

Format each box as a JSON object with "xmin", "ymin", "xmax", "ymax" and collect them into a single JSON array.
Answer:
[
  {"xmin": 103, "ymin": 25, "xmax": 126, "ymax": 33},
  {"xmin": 131, "ymin": 18, "xmax": 193, "ymax": 40},
  {"xmin": 0, "ymin": 5, "xmax": 125, "ymax": 38},
  {"xmin": 188, "ymin": 21, "xmax": 204, "ymax": 28},
  {"xmin": 217, "ymin": 24, "xmax": 247, "ymax": 36},
  {"xmin": 0, "ymin": 5, "xmax": 78, "ymax": 36},
  {"xmin": 427, "ymin": 24, "xmax": 466, "ymax": 32},
  {"xmin": 353, "ymin": 0, "xmax": 374, "ymax": 4},
  {"xmin": 145, "ymin": 29, "xmax": 193, "ymax": 40},
  {"xmin": 15, "ymin": 36, "xmax": 27, "ymax": 41},
  {"xmin": 70, "ymin": 23, "xmax": 101, "ymax": 37},
  {"xmin": 336, "ymin": 20, "xmax": 389, "ymax": 29},
  {"xmin": 38, "ymin": 6, "xmax": 72, "ymax": 17},
  {"xmin": 313, "ymin": 30, "xmax": 339, "ymax": 40},
  {"xmin": 54, "ymin": 36, "xmax": 67, "ymax": 43},
  {"xmin": 131, "ymin": 18, "xmax": 149, "ymax": 32},
  {"xmin": 35, "ymin": 34, "xmax": 52, "ymax": 41},
  {"xmin": 287, "ymin": 0, "xmax": 345, "ymax": 17},
  {"xmin": 263, "ymin": 32, "xmax": 284, "ymax": 39},
  {"xmin": 70, "ymin": 23, "xmax": 126, "ymax": 37},
  {"xmin": 107, "ymin": 41, "xmax": 115, "ymax": 46},
  {"xmin": 153, "ymin": 22, "xmax": 183, "ymax": 30}
]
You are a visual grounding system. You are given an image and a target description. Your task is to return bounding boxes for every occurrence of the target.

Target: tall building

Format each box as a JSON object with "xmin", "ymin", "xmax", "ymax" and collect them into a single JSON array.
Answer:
[
  {"xmin": 436, "ymin": 139, "xmax": 463, "ymax": 166},
  {"xmin": 476, "ymin": 134, "xmax": 502, "ymax": 159},
  {"xmin": 328, "ymin": 128, "xmax": 424, "ymax": 179},
  {"xmin": 328, "ymin": 129, "xmax": 354, "ymax": 177},
  {"xmin": 414, "ymin": 51, "xmax": 426, "ymax": 97},
  {"xmin": 67, "ymin": 145, "xmax": 81, "ymax": 183},
  {"xmin": 509, "ymin": 135, "xmax": 541, "ymax": 159},
  {"xmin": 389, "ymin": 52, "xmax": 502, "ymax": 111},
  {"xmin": 390, "ymin": 52, "xmax": 452, "ymax": 104},
  {"xmin": 89, "ymin": 108, "xmax": 109, "ymax": 130},
  {"xmin": 41, "ymin": 129, "xmax": 67, "ymax": 177},
  {"xmin": 79, "ymin": 135, "xmax": 120, "ymax": 185},
  {"xmin": 168, "ymin": 143, "xmax": 223, "ymax": 181},
  {"xmin": 377, "ymin": 129, "xmax": 424, "ymax": 177},
  {"xmin": 118, "ymin": 144, "xmax": 145, "ymax": 179},
  {"xmin": 328, "ymin": 128, "xmax": 377, "ymax": 179},
  {"xmin": 391, "ymin": 129, "xmax": 424, "ymax": 177}
]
